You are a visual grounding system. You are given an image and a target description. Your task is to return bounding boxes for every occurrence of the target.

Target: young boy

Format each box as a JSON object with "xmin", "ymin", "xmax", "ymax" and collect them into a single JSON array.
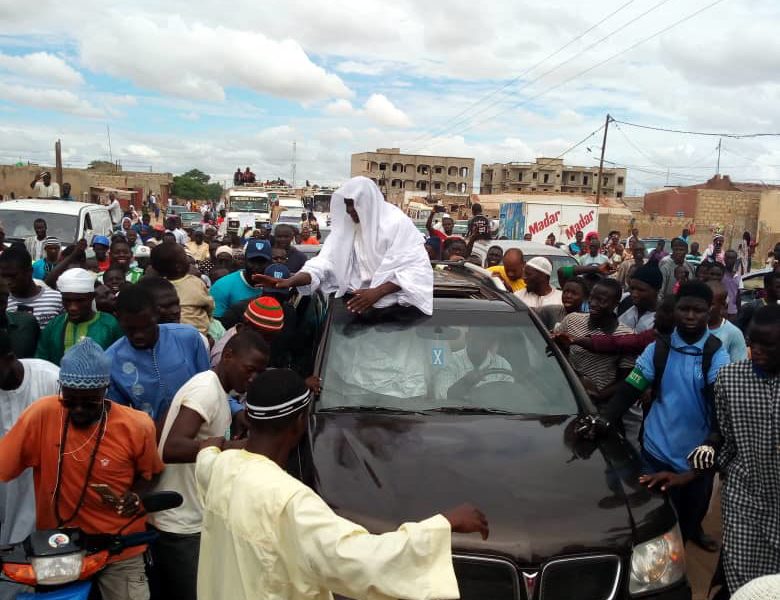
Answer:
[{"xmin": 150, "ymin": 243, "xmax": 214, "ymax": 336}]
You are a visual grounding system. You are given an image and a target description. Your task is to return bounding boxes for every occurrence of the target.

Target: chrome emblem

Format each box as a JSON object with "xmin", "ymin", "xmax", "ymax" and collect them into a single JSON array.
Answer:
[{"xmin": 522, "ymin": 571, "xmax": 539, "ymax": 599}]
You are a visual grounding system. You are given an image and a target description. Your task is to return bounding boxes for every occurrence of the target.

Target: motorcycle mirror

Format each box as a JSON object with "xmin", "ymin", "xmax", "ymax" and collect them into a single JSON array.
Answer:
[{"xmin": 141, "ymin": 491, "xmax": 183, "ymax": 513}]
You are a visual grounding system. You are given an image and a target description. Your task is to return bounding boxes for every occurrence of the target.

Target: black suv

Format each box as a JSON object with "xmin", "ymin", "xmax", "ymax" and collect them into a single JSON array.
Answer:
[{"xmin": 293, "ymin": 265, "xmax": 692, "ymax": 600}]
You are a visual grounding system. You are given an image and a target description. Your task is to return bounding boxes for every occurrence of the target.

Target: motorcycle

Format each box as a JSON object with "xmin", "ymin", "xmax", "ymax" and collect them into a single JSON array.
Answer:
[{"xmin": 0, "ymin": 491, "xmax": 182, "ymax": 599}]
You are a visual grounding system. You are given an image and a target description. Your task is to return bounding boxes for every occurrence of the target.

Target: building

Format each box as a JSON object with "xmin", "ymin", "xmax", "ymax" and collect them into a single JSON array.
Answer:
[
  {"xmin": 350, "ymin": 148, "xmax": 475, "ymax": 194},
  {"xmin": 480, "ymin": 157, "xmax": 627, "ymax": 199},
  {"xmin": 0, "ymin": 164, "xmax": 173, "ymax": 207},
  {"xmin": 644, "ymin": 174, "xmax": 780, "ymax": 259}
]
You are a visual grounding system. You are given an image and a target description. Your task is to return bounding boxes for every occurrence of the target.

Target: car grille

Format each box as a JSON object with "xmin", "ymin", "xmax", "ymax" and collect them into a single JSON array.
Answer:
[
  {"xmin": 453, "ymin": 555, "xmax": 522, "ymax": 600},
  {"xmin": 539, "ymin": 555, "xmax": 621, "ymax": 600}
]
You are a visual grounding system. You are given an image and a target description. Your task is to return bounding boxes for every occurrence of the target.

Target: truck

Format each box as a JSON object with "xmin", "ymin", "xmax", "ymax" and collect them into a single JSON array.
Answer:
[
  {"xmin": 0, "ymin": 199, "xmax": 113, "ymax": 247},
  {"xmin": 498, "ymin": 199, "xmax": 599, "ymax": 244},
  {"xmin": 222, "ymin": 188, "xmax": 271, "ymax": 236}
]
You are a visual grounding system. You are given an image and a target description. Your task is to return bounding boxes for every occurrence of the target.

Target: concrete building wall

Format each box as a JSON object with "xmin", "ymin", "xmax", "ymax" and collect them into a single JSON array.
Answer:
[
  {"xmin": 644, "ymin": 188, "xmax": 698, "ymax": 218},
  {"xmin": 756, "ymin": 191, "xmax": 780, "ymax": 266},
  {"xmin": 0, "ymin": 164, "xmax": 173, "ymax": 206},
  {"xmin": 351, "ymin": 148, "xmax": 475, "ymax": 194},
  {"xmin": 693, "ymin": 189, "xmax": 761, "ymax": 250},
  {"xmin": 480, "ymin": 157, "xmax": 627, "ymax": 198}
]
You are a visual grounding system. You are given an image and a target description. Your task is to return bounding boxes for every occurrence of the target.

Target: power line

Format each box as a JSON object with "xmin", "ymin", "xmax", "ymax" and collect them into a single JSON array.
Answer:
[
  {"xmin": 411, "ymin": 0, "xmax": 675, "ymax": 152},
  {"xmin": 420, "ymin": 0, "xmax": 728, "ymax": 149},
  {"xmin": 613, "ymin": 119, "xmax": 780, "ymax": 138},
  {"xmin": 406, "ymin": 0, "xmax": 640, "ymax": 148}
]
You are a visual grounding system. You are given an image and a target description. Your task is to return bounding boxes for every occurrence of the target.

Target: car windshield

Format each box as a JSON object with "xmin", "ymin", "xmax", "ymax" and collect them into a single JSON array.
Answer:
[
  {"xmin": 0, "ymin": 211, "xmax": 78, "ymax": 242},
  {"xmin": 231, "ymin": 198, "xmax": 269, "ymax": 212},
  {"xmin": 319, "ymin": 308, "xmax": 578, "ymax": 415}
]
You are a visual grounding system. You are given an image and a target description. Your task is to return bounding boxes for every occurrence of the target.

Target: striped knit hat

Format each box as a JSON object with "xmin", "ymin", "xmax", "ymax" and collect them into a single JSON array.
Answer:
[
  {"xmin": 43, "ymin": 236, "xmax": 61, "ymax": 249},
  {"xmin": 60, "ymin": 338, "xmax": 112, "ymax": 389},
  {"xmin": 244, "ymin": 296, "xmax": 284, "ymax": 332}
]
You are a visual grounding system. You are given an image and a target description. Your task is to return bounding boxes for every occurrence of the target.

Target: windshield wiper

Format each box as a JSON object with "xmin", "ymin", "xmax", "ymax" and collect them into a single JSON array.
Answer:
[
  {"xmin": 318, "ymin": 406, "xmax": 423, "ymax": 414},
  {"xmin": 425, "ymin": 407, "xmax": 516, "ymax": 415}
]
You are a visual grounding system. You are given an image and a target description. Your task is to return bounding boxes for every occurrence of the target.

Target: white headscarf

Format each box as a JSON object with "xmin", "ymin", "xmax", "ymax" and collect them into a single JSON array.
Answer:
[
  {"xmin": 301, "ymin": 176, "xmax": 433, "ymax": 314},
  {"xmin": 57, "ymin": 268, "xmax": 97, "ymax": 294}
]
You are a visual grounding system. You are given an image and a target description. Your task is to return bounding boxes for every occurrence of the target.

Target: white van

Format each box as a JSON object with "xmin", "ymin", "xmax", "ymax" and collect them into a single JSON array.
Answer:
[{"xmin": 0, "ymin": 199, "xmax": 113, "ymax": 246}]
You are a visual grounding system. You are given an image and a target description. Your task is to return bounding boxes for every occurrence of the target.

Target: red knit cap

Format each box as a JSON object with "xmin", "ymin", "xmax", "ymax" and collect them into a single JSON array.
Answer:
[{"xmin": 244, "ymin": 296, "xmax": 284, "ymax": 332}]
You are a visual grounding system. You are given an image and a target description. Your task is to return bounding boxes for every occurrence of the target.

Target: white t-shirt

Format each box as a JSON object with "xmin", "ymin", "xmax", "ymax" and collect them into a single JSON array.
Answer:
[
  {"xmin": 33, "ymin": 181, "xmax": 60, "ymax": 198},
  {"xmin": 0, "ymin": 359, "xmax": 60, "ymax": 545},
  {"xmin": 108, "ymin": 199, "xmax": 122, "ymax": 225},
  {"xmin": 150, "ymin": 370, "xmax": 231, "ymax": 534},
  {"xmin": 514, "ymin": 287, "xmax": 563, "ymax": 309},
  {"xmin": 578, "ymin": 253, "xmax": 609, "ymax": 267}
]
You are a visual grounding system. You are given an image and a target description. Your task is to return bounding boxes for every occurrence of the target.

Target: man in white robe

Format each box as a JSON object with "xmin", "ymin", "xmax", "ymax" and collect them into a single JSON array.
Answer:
[
  {"xmin": 196, "ymin": 368, "xmax": 488, "ymax": 600},
  {"xmin": 256, "ymin": 176, "xmax": 433, "ymax": 315}
]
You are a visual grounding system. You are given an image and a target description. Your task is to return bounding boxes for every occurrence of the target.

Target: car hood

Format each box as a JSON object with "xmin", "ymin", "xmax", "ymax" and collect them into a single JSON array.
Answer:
[{"xmin": 307, "ymin": 412, "xmax": 674, "ymax": 564}]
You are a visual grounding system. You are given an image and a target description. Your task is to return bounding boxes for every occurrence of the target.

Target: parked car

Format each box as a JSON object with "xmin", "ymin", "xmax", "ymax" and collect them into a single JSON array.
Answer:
[
  {"xmin": 739, "ymin": 266, "xmax": 773, "ymax": 304},
  {"xmin": 471, "ymin": 240, "xmax": 578, "ymax": 288},
  {"xmin": 293, "ymin": 266, "xmax": 691, "ymax": 600},
  {"xmin": 0, "ymin": 199, "xmax": 113, "ymax": 247}
]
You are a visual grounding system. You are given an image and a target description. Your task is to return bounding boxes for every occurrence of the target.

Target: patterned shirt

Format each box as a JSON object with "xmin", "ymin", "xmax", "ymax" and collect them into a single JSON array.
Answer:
[{"xmin": 559, "ymin": 313, "xmax": 635, "ymax": 392}]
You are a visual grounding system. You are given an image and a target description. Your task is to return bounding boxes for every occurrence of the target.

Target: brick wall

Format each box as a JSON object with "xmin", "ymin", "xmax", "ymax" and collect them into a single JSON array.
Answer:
[{"xmin": 694, "ymin": 190, "xmax": 761, "ymax": 249}]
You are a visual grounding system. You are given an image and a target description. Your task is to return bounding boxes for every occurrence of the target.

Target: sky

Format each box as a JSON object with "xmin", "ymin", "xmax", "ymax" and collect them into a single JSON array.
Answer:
[{"xmin": 0, "ymin": 0, "xmax": 779, "ymax": 195}]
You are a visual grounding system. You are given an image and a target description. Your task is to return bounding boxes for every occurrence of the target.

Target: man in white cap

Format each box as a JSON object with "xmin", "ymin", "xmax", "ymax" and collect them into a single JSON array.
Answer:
[
  {"xmin": 256, "ymin": 176, "xmax": 433, "ymax": 316},
  {"xmin": 514, "ymin": 256, "xmax": 563, "ymax": 309},
  {"xmin": 36, "ymin": 268, "xmax": 123, "ymax": 365}
]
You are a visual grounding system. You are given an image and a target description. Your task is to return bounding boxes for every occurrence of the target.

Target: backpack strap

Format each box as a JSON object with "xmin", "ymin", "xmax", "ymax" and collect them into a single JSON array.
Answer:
[{"xmin": 650, "ymin": 334, "xmax": 672, "ymax": 403}]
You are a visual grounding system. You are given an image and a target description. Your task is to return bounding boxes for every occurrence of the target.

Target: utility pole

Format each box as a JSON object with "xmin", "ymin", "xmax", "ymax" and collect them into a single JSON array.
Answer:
[
  {"xmin": 716, "ymin": 138, "xmax": 722, "ymax": 176},
  {"xmin": 54, "ymin": 139, "xmax": 63, "ymax": 187},
  {"xmin": 595, "ymin": 114, "xmax": 611, "ymax": 205},
  {"xmin": 291, "ymin": 140, "xmax": 297, "ymax": 188}
]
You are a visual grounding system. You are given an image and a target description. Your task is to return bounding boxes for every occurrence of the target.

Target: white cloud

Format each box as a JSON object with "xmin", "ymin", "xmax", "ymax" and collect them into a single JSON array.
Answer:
[
  {"xmin": 323, "ymin": 99, "xmax": 355, "ymax": 116},
  {"xmin": 0, "ymin": 52, "xmax": 84, "ymax": 87},
  {"xmin": 78, "ymin": 14, "xmax": 352, "ymax": 102},
  {"xmin": 1, "ymin": 84, "xmax": 104, "ymax": 118},
  {"xmin": 362, "ymin": 94, "xmax": 411, "ymax": 128},
  {"xmin": 335, "ymin": 60, "xmax": 382, "ymax": 76},
  {"xmin": 125, "ymin": 144, "xmax": 160, "ymax": 158}
]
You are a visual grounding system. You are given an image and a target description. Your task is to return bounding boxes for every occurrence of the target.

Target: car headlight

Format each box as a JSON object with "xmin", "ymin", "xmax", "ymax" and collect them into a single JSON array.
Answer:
[
  {"xmin": 629, "ymin": 525, "xmax": 686, "ymax": 595},
  {"xmin": 32, "ymin": 552, "xmax": 84, "ymax": 585}
]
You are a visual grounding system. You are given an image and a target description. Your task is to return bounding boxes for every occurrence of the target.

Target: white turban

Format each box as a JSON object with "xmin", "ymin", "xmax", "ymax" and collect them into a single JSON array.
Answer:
[{"xmin": 57, "ymin": 268, "xmax": 97, "ymax": 294}]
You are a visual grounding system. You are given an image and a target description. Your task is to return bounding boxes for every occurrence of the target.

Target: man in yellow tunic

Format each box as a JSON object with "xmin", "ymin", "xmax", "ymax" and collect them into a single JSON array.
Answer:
[{"xmin": 196, "ymin": 368, "xmax": 488, "ymax": 600}]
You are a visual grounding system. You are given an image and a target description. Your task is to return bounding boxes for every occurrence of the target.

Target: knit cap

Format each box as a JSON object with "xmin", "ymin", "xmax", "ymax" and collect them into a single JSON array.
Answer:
[
  {"xmin": 632, "ymin": 261, "xmax": 663, "ymax": 290},
  {"xmin": 731, "ymin": 574, "xmax": 780, "ymax": 599},
  {"xmin": 43, "ymin": 236, "xmax": 61, "ymax": 249},
  {"xmin": 59, "ymin": 338, "xmax": 112, "ymax": 389},
  {"xmin": 244, "ymin": 296, "xmax": 285, "ymax": 332}
]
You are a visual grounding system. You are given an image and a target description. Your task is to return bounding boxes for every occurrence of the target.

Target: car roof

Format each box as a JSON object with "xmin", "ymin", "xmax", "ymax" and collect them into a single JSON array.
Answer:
[
  {"xmin": 472, "ymin": 239, "xmax": 573, "ymax": 257},
  {"xmin": 0, "ymin": 199, "xmax": 98, "ymax": 215},
  {"xmin": 431, "ymin": 263, "xmax": 527, "ymax": 310}
]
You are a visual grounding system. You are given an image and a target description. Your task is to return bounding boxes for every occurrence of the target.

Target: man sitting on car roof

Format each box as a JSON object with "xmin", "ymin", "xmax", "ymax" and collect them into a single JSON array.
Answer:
[{"xmin": 256, "ymin": 176, "xmax": 433, "ymax": 316}]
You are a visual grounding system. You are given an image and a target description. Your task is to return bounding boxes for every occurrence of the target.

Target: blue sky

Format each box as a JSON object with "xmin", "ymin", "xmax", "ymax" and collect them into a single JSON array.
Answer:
[{"xmin": 1, "ymin": 0, "xmax": 779, "ymax": 193}]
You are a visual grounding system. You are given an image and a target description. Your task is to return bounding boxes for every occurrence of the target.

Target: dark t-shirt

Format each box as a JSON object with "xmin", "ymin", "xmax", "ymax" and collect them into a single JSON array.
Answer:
[{"xmin": 467, "ymin": 215, "xmax": 490, "ymax": 239}]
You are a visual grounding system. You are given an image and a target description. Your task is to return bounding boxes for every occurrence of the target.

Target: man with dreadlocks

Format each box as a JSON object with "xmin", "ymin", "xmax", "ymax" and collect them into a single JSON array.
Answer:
[
  {"xmin": 196, "ymin": 368, "xmax": 489, "ymax": 600},
  {"xmin": 0, "ymin": 338, "xmax": 164, "ymax": 600}
]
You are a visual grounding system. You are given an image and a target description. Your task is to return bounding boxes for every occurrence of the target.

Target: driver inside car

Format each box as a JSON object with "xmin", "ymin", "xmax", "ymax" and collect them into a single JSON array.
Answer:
[{"xmin": 433, "ymin": 329, "xmax": 514, "ymax": 401}]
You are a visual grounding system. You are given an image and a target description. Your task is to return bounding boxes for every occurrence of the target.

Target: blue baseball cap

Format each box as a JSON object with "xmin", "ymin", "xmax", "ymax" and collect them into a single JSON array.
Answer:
[
  {"xmin": 245, "ymin": 239, "xmax": 272, "ymax": 261},
  {"xmin": 263, "ymin": 263, "xmax": 290, "ymax": 297},
  {"xmin": 91, "ymin": 235, "xmax": 110, "ymax": 248},
  {"xmin": 264, "ymin": 263, "xmax": 290, "ymax": 280}
]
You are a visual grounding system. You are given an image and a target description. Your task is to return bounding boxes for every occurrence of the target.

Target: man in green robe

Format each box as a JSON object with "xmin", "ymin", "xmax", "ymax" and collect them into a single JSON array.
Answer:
[{"xmin": 36, "ymin": 268, "xmax": 123, "ymax": 365}]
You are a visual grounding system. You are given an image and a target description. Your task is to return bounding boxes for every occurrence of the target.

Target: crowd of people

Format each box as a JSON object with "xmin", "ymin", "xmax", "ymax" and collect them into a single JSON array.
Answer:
[{"xmin": 0, "ymin": 174, "xmax": 777, "ymax": 600}]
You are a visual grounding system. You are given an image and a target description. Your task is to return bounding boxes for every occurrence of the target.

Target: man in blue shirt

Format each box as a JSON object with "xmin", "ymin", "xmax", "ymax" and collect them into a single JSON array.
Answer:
[
  {"xmin": 106, "ymin": 284, "xmax": 210, "ymax": 428},
  {"xmin": 603, "ymin": 280, "xmax": 730, "ymax": 551},
  {"xmin": 211, "ymin": 238, "xmax": 272, "ymax": 319}
]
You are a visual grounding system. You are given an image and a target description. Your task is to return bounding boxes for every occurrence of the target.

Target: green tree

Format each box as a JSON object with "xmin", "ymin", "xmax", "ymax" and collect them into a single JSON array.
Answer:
[
  {"xmin": 87, "ymin": 160, "xmax": 118, "ymax": 171},
  {"xmin": 171, "ymin": 169, "xmax": 223, "ymax": 200},
  {"xmin": 181, "ymin": 169, "xmax": 211, "ymax": 184}
]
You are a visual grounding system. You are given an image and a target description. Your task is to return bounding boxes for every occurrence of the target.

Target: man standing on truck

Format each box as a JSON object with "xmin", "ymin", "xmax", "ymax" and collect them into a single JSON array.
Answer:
[{"xmin": 29, "ymin": 171, "xmax": 60, "ymax": 198}]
